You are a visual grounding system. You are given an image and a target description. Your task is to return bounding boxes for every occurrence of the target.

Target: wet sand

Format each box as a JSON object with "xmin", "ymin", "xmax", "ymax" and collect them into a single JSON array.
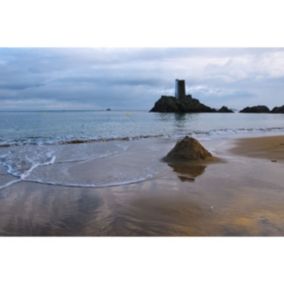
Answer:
[
  {"xmin": 0, "ymin": 136, "xmax": 284, "ymax": 236},
  {"xmin": 231, "ymin": 135, "xmax": 284, "ymax": 161}
]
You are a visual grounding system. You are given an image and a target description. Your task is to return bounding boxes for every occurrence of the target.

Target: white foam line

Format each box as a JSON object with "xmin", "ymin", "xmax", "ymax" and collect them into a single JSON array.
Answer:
[
  {"xmin": 0, "ymin": 179, "xmax": 21, "ymax": 190},
  {"xmin": 0, "ymin": 154, "xmax": 56, "ymax": 190},
  {"xmin": 20, "ymin": 155, "xmax": 56, "ymax": 180},
  {"xmin": 24, "ymin": 174, "xmax": 156, "ymax": 189}
]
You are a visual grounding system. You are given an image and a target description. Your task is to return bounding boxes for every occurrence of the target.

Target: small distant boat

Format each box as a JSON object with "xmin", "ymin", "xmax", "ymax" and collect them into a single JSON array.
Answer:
[{"xmin": 106, "ymin": 108, "xmax": 111, "ymax": 111}]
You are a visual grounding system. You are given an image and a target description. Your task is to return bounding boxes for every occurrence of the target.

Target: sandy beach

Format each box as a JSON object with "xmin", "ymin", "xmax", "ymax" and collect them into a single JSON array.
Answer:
[
  {"xmin": 231, "ymin": 135, "xmax": 284, "ymax": 161},
  {"xmin": 0, "ymin": 135, "xmax": 283, "ymax": 236}
]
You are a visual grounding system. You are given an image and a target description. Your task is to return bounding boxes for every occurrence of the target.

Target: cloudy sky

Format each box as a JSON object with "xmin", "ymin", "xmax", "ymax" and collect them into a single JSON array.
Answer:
[{"xmin": 0, "ymin": 48, "xmax": 283, "ymax": 110}]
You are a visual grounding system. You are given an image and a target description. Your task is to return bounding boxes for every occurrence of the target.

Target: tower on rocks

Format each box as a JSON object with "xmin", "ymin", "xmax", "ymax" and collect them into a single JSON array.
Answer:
[{"xmin": 175, "ymin": 79, "xmax": 186, "ymax": 100}]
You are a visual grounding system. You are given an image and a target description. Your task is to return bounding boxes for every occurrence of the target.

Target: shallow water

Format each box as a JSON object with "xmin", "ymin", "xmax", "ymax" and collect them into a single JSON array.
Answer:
[{"xmin": 0, "ymin": 138, "xmax": 173, "ymax": 190}]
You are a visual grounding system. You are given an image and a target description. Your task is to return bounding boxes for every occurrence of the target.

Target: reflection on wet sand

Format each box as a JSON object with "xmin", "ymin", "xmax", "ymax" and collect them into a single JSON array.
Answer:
[{"xmin": 166, "ymin": 162, "xmax": 207, "ymax": 182}]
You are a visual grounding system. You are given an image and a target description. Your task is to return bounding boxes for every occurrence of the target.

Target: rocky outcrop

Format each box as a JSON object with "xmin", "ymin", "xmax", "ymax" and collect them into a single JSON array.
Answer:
[
  {"xmin": 150, "ymin": 95, "xmax": 216, "ymax": 113},
  {"xmin": 163, "ymin": 136, "xmax": 213, "ymax": 162},
  {"xmin": 271, "ymin": 105, "xmax": 284, "ymax": 113},
  {"xmin": 239, "ymin": 105, "xmax": 270, "ymax": 113},
  {"xmin": 218, "ymin": 106, "xmax": 234, "ymax": 113}
]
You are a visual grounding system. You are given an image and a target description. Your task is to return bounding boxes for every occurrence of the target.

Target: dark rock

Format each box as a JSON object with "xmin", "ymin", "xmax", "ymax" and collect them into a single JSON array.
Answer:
[
  {"xmin": 239, "ymin": 105, "xmax": 270, "ymax": 113},
  {"xmin": 163, "ymin": 136, "xmax": 213, "ymax": 162},
  {"xmin": 150, "ymin": 95, "xmax": 216, "ymax": 113},
  {"xmin": 218, "ymin": 106, "xmax": 234, "ymax": 113},
  {"xmin": 150, "ymin": 96, "xmax": 180, "ymax": 112},
  {"xmin": 271, "ymin": 105, "xmax": 284, "ymax": 113}
]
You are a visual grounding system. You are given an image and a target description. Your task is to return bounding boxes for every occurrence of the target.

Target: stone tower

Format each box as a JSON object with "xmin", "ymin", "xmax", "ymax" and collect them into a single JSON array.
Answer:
[{"xmin": 175, "ymin": 79, "xmax": 186, "ymax": 100}]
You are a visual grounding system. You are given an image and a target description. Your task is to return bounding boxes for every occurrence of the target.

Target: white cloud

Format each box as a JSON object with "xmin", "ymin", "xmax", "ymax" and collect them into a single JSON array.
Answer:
[{"xmin": 149, "ymin": 50, "xmax": 284, "ymax": 82}]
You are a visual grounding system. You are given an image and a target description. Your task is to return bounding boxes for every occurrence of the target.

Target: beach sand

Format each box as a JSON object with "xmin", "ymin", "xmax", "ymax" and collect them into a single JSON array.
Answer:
[
  {"xmin": 231, "ymin": 135, "xmax": 284, "ymax": 161},
  {"xmin": 0, "ymin": 135, "xmax": 283, "ymax": 236}
]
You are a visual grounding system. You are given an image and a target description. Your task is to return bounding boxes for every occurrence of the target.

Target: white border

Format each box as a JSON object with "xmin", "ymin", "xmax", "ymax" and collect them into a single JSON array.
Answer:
[
  {"xmin": 0, "ymin": 238, "xmax": 283, "ymax": 284},
  {"xmin": 0, "ymin": 0, "xmax": 284, "ymax": 47},
  {"xmin": 0, "ymin": 0, "xmax": 284, "ymax": 283}
]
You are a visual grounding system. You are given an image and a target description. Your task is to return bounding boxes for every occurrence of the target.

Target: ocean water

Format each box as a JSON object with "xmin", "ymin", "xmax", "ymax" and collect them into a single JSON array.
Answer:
[
  {"xmin": 1, "ymin": 110, "xmax": 284, "ymax": 146},
  {"xmin": 0, "ymin": 110, "xmax": 284, "ymax": 190}
]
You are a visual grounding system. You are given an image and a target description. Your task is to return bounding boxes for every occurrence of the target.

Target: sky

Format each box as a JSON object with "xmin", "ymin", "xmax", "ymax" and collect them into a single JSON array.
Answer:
[{"xmin": 0, "ymin": 48, "xmax": 283, "ymax": 110}]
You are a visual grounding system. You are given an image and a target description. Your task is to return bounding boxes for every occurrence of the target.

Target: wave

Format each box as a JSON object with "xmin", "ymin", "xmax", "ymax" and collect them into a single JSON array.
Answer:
[
  {"xmin": 23, "ymin": 173, "xmax": 157, "ymax": 189},
  {"xmin": 0, "ymin": 179, "xmax": 21, "ymax": 190},
  {"xmin": 189, "ymin": 126, "xmax": 284, "ymax": 138},
  {"xmin": 0, "ymin": 126, "xmax": 284, "ymax": 148},
  {"xmin": 0, "ymin": 139, "xmax": 134, "ymax": 185},
  {"xmin": 0, "ymin": 149, "xmax": 56, "ymax": 180},
  {"xmin": 59, "ymin": 134, "xmax": 164, "ymax": 145},
  {"xmin": 0, "ymin": 134, "xmax": 164, "ymax": 148}
]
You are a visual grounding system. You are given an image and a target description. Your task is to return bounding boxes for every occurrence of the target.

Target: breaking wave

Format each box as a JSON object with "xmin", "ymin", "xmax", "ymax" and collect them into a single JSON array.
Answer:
[
  {"xmin": 0, "ymin": 148, "xmax": 56, "ymax": 180},
  {"xmin": 0, "ymin": 134, "xmax": 164, "ymax": 148},
  {"xmin": 1, "ymin": 126, "xmax": 284, "ymax": 147}
]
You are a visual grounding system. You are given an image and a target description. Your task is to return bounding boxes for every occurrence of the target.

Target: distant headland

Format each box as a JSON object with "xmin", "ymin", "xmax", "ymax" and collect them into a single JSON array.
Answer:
[{"xmin": 150, "ymin": 79, "xmax": 284, "ymax": 113}]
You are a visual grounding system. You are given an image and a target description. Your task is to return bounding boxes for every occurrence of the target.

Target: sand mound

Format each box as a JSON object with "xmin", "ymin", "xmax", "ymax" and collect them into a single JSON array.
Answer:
[{"xmin": 164, "ymin": 136, "xmax": 213, "ymax": 162}]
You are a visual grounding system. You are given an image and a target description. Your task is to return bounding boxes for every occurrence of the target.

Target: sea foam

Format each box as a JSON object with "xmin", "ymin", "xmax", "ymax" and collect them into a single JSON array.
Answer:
[{"xmin": 0, "ymin": 147, "xmax": 56, "ymax": 180}]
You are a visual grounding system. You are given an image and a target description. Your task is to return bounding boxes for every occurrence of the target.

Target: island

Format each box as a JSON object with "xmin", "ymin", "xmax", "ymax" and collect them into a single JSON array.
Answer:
[
  {"xmin": 271, "ymin": 105, "xmax": 284, "ymax": 113},
  {"xmin": 239, "ymin": 105, "xmax": 270, "ymax": 113},
  {"xmin": 150, "ymin": 79, "xmax": 233, "ymax": 113}
]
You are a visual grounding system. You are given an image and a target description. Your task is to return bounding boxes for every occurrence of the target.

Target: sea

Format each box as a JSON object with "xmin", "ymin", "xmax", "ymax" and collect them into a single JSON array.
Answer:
[{"xmin": 0, "ymin": 110, "xmax": 284, "ymax": 190}]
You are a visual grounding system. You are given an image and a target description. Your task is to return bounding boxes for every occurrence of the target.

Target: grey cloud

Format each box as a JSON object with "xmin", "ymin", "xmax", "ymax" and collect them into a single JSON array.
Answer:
[
  {"xmin": 0, "ymin": 82, "xmax": 45, "ymax": 91},
  {"xmin": 0, "ymin": 48, "xmax": 283, "ymax": 110}
]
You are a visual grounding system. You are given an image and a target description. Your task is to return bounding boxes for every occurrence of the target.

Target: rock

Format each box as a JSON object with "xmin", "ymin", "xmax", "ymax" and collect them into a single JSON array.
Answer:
[
  {"xmin": 163, "ymin": 136, "xmax": 213, "ymax": 162},
  {"xmin": 218, "ymin": 106, "xmax": 234, "ymax": 113},
  {"xmin": 271, "ymin": 105, "xmax": 284, "ymax": 113},
  {"xmin": 150, "ymin": 96, "xmax": 180, "ymax": 112},
  {"xmin": 239, "ymin": 105, "xmax": 270, "ymax": 113},
  {"xmin": 150, "ymin": 95, "xmax": 216, "ymax": 113}
]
